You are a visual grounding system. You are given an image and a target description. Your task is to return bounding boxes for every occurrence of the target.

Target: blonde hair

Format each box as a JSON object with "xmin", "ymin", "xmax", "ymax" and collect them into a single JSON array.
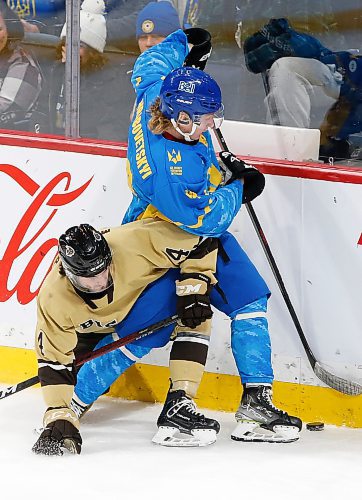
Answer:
[{"xmin": 148, "ymin": 98, "xmax": 172, "ymax": 135}]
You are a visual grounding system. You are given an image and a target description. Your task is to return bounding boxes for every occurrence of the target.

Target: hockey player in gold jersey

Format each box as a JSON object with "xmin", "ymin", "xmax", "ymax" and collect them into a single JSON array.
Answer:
[{"xmin": 32, "ymin": 218, "xmax": 220, "ymax": 456}]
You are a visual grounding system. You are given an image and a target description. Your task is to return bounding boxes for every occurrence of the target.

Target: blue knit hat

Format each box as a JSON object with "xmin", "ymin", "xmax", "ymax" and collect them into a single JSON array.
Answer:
[{"xmin": 136, "ymin": 1, "xmax": 181, "ymax": 38}]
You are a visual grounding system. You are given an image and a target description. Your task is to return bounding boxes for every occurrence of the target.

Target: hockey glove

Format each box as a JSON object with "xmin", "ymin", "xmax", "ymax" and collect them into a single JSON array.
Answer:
[
  {"xmin": 219, "ymin": 151, "xmax": 265, "ymax": 203},
  {"xmin": 32, "ymin": 419, "xmax": 82, "ymax": 456},
  {"xmin": 183, "ymin": 28, "xmax": 212, "ymax": 71},
  {"xmin": 243, "ymin": 18, "xmax": 292, "ymax": 74},
  {"xmin": 176, "ymin": 273, "xmax": 213, "ymax": 329},
  {"xmin": 244, "ymin": 18, "xmax": 325, "ymax": 74}
]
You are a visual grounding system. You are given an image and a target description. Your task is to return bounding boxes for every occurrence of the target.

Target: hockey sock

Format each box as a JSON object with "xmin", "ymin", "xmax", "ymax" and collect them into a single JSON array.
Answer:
[
  {"xmin": 230, "ymin": 296, "xmax": 274, "ymax": 384},
  {"xmin": 75, "ymin": 332, "xmax": 152, "ymax": 405}
]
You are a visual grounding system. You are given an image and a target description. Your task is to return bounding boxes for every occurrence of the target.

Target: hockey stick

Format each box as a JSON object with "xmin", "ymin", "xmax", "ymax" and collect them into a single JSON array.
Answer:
[
  {"xmin": 0, "ymin": 314, "xmax": 178, "ymax": 400},
  {"xmin": 214, "ymin": 126, "xmax": 362, "ymax": 395}
]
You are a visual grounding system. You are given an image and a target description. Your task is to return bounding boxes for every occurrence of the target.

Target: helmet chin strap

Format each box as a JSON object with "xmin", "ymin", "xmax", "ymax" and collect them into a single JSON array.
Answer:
[{"xmin": 171, "ymin": 118, "xmax": 198, "ymax": 142}]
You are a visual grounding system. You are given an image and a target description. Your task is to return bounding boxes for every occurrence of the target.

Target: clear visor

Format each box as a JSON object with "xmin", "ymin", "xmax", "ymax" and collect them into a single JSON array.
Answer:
[
  {"xmin": 65, "ymin": 266, "xmax": 113, "ymax": 294},
  {"xmin": 193, "ymin": 104, "xmax": 224, "ymax": 129}
]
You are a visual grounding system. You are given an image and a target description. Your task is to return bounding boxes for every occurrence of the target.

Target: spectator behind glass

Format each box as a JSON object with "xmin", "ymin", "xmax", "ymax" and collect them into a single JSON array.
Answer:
[
  {"xmin": 244, "ymin": 18, "xmax": 362, "ymax": 163},
  {"xmin": 126, "ymin": 2, "xmax": 181, "ymax": 121},
  {"xmin": 105, "ymin": 0, "xmax": 191, "ymax": 52},
  {"xmin": 136, "ymin": 1, "xmax": 181, "ymax": 53},
  {"xmin": 0, "ymin": 0, "xmax": 42, "ymax": 131},
  {"xmin": 49, "ymin": 0, "xmax": 126, "ymax": 141}
]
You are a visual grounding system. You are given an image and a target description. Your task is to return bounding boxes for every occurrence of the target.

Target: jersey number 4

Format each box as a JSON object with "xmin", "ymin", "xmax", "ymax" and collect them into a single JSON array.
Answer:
[{"xmin": 165, "ymin": 247, "xmax": 190, "ymax": 262}]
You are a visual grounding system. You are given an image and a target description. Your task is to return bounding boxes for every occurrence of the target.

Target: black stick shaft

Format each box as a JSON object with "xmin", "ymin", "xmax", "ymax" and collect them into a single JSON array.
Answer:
[
  {"xmin": 214, "ymin": 127, "xmax": 316, "ymax": 369},
  {"xmin": 0, "ymin": 314, "xmax": 178, "ymax": 400}
]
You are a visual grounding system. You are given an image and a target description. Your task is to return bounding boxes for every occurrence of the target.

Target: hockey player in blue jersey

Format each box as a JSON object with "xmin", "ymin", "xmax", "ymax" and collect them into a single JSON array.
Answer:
[{"xmin": 73, "ymin": 28, "xmax": 302, "ymax": 444}]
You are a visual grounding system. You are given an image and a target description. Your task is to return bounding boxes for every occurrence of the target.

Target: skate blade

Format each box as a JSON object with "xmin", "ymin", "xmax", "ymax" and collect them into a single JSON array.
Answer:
[
  {"xmin": 231, "ymin": 421, "xmax": 300, "ymax": 443},
  {"xmin": 152, "ymin": 426, "xmax": 217, "ymax": 447}
]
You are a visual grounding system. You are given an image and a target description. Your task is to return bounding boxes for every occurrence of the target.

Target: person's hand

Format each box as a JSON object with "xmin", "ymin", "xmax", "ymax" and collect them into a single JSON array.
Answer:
[
  {"xmin": 32, "ymin": 419, "xmax": 82, "ymax": 456},
  {"xmin": 176, "ymin": 273, "xmax": 213, "ymax": 329},
  {"xmin": 183, "ymin": 28, "xmax": 212, "ymax": 71},
  {"xmin": 21, "ymin": 19, "xmax": 40, "ymax": 34},
  {"xmin": 219, "ymin": 151, "xmax": 265, "ymax": 203}
]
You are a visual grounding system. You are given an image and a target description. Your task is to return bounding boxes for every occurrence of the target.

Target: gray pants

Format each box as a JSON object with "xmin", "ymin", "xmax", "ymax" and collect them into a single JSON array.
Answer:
[{"xmin": 266, "ymin": 57, "xmax": 342, "ymax": 128}]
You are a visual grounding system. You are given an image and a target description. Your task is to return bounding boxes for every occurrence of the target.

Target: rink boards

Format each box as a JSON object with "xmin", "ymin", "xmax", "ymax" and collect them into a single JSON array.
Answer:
[{"xmin": 0, "ymin": 128, "xmax": 361, "ymax": 426}]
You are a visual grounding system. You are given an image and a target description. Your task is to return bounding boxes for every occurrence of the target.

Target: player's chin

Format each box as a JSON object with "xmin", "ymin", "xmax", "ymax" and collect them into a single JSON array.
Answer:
[{"xmin": 192, "ymin": 129, "xmax": 208, "ymax": 140}]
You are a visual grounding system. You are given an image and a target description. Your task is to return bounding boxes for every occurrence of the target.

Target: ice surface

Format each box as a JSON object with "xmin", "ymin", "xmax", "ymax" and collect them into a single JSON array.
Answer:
[{"xmin": 1, "ymin": 388, "xmax": 361, "ymax": 500}]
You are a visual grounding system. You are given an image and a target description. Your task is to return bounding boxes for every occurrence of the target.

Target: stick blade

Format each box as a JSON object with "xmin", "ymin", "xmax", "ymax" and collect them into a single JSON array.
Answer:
[{"xmin": 314, "ymin": 362, "xmax": 362, "ymax": 396}]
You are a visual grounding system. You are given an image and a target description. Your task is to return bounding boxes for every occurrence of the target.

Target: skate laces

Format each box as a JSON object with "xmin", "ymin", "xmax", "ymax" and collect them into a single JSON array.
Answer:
[
  {"xmin": 259, "ymin": 387, "xmax": 286, "ymax": 416},
  {"xmin": 167, "ymin": 397, "xmax": 204, "ymax": 420}
]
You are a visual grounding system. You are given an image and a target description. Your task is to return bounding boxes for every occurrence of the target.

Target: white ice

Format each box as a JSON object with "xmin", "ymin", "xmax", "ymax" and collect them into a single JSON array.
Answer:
[{"xmin": 1, "ymin": 388, "xmax": 361, "ymax": 500}]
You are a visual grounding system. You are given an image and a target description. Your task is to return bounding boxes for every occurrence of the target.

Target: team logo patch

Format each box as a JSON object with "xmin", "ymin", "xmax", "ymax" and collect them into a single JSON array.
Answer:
[
  {"xmin": 167, "ymin": 149, "xmax": 182, "ymax": 164},
  {"xmin": 178, "ymin": 81, "xmax": 195, "ymax": 94},
  {"xmin": 349, "ymin": 59, "xmax": 357, "ymax": 73},
  {"xmin": 65, "ymin": 245, "xmax": 75, "ymax": 257},
  {"xmin": 142, "ymin": 20, "xmax": 154, "ymax": 34}
]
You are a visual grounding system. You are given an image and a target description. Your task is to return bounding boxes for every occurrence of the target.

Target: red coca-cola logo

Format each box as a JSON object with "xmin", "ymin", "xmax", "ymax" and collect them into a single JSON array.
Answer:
[{"xmin": 0, "ymin": 164, "xmax": 93, "ymax": 305}]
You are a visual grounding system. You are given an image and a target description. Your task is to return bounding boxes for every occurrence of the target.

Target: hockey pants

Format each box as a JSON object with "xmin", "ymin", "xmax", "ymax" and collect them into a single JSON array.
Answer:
[{"xmin": 75, "ymin": 232, "xmax": 274, "ymax": 405}]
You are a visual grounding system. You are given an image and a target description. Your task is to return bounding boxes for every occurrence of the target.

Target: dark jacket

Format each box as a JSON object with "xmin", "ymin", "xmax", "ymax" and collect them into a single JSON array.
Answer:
[{"xmin": 49, "ymin": 53, "xmax": 136, "ymax": 142}]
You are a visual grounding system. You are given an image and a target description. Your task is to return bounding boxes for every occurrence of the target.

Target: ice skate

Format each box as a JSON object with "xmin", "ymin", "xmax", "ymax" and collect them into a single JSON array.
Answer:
[
  {"xmin": 231, "ymin": 385, "xmax": 302, "ymax": 443},
  {"xmin": 152, "ymin": 389, "xmax": 220, "ymax": 447}
]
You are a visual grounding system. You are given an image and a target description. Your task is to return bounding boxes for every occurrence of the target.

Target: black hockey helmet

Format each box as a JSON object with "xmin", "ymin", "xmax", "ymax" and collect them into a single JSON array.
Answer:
[{"xmin": 58, "ymin": 224, "xmax": 112, "ymax": 292}]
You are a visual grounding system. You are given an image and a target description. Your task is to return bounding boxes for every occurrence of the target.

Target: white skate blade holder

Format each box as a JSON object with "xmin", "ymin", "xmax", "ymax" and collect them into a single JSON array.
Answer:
[
  {"xmin": 231, "ymin": 420, "xmax": 300, "ymax": 443},
  {"xmin": 152, "ymin": 426, "xmax": 217, "ymax": 447}
]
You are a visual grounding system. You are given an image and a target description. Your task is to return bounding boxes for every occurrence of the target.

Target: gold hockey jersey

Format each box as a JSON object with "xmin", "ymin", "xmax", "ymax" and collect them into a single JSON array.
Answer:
[{"xmin": 35, "ymin": 218, "xmax": 217, "ymax": 427}]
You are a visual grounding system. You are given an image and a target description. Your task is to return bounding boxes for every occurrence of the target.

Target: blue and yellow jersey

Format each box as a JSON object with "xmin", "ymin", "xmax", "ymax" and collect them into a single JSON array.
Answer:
[
  {"xmin": 7, "ymin": 0, "xmax": 64, "ymax": 18},
  {"xmin": 124, "ymin": 30, "xmax": 244, "ymax": 238}
]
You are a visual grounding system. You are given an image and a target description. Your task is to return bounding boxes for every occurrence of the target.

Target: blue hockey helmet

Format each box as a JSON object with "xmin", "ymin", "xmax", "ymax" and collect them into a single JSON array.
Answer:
[{"xmin": 160, "ymin": 67, "xmax": 223, "ymax": 126}]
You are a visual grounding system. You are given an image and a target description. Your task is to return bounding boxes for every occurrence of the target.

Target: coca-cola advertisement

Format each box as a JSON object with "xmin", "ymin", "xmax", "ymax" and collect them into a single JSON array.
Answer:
[
  {"xmin": 0, "ymin": 142, "xmax": 129, "ymax": 348},
  {"xmin": 0, "ymin": 136, "xmax": 361, "ymax": 387}
]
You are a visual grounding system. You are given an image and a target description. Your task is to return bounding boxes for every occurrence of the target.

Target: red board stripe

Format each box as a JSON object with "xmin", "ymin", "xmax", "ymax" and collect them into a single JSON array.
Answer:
[
  {"xmin": 0, "ymin": 130, "xmax": 361, "ymax": 183},
  {"xmin": 0, "ymin": 129, "xmax": 127, "ymax": 158},
  {"xmin": 242, "ymin": 156, "xmax": 362, "ymax": 185}
]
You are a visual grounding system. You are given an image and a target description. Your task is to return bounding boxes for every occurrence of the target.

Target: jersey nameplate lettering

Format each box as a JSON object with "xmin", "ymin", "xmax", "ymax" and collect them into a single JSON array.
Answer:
[{"xmin": 79, "ymin": 319, "xmax": 117, "ymax": 330}]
